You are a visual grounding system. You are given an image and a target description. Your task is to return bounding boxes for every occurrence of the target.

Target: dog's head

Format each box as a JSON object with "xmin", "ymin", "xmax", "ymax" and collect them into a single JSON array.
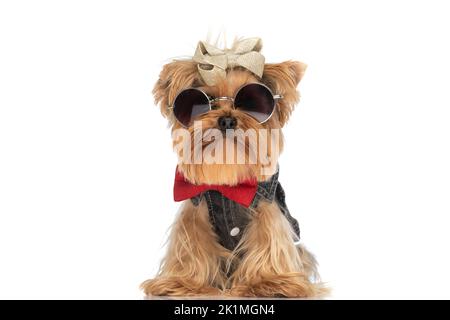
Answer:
[{"xmin": 153, "ymin": 38, "xmax": 306, "ymax": 185}]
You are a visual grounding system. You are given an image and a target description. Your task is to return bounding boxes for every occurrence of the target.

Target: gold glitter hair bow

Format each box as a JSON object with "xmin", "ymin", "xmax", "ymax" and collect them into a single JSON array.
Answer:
[{"xmin": 193, "ymin": 37, "xmax": 265, "ymax": 85}]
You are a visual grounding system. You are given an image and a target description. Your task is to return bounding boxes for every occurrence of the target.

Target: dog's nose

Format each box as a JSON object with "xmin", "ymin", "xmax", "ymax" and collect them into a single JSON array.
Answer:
[{"xmin": 218, "ymin": 116, "xmax": 237, "ymax": 130}]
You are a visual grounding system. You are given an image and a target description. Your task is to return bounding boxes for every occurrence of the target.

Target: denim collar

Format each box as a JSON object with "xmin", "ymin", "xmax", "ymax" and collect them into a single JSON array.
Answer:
[{"xmin": 190, "ymin": 169, "xmax": 280, "ymax": 209}]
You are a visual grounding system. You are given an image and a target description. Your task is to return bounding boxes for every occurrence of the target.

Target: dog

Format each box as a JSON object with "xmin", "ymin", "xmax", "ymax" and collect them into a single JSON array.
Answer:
[{"xmin": 141, "ymin": 37, "xmax": 325, "ymax": 297}]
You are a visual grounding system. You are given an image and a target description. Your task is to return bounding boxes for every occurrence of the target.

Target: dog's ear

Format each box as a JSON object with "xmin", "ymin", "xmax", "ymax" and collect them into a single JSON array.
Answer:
[
  {"xmin": 153, "ymin": 60, "xmax": 199, "ymax": 118},
  {"xmin": 262, "ymin": 61, "xmax": 307, "ymax": 126}
]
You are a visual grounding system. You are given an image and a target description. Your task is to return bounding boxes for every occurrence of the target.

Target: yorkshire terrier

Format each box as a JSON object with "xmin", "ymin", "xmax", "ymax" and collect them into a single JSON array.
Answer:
[{"xmin": 141, "ymin": 37, "xmax": 325, "ymax": 297}]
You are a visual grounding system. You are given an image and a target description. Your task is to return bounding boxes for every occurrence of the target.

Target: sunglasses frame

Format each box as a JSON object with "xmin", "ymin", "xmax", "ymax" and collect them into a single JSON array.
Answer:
[{"xmin": 169, "ymin": 83, "xmax": 283, "ymax": 127}]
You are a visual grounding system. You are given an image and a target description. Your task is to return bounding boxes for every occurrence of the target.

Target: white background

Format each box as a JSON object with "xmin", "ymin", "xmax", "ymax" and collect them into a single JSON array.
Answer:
[{"xmin": 1, "ymin": 0, "xmax": 449, "ymax": 299}]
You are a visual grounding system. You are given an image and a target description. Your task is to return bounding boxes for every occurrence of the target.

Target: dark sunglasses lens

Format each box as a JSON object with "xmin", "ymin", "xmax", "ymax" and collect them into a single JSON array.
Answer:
[
  {"xmin": 173, "ymin": 89, "xmax": 210, "ymax": 126},
  {"xmin": 234, "ymin": 84, "xmax": 275, "ymax": 123}
]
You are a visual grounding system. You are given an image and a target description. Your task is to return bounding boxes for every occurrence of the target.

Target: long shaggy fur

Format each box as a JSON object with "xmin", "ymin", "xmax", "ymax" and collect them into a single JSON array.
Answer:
[
  {"xmin": 141, "ymin": 201, "xmax": 229, "ymax": 296},
  {"xmin": 229, "ymin": 202, "xmax": 325, "ymax": 297}
]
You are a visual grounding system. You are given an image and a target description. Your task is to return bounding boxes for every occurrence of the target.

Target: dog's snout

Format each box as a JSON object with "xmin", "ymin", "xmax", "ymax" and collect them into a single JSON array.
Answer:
[{"xmin": 218, "ymin": 116, "xmax": 237, "ymax": 130}]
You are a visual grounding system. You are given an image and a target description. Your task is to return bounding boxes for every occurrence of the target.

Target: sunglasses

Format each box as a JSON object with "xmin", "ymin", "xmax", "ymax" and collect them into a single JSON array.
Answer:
[{"xmin": 169, "ymin": 83, "xmax": 283, "ymax": 127}]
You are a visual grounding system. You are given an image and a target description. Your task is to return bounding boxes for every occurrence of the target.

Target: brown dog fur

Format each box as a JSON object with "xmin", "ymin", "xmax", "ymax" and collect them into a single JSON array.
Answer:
[{"xmin": 142, "ymin": 44, "xmax": 326, "ymax": 297}]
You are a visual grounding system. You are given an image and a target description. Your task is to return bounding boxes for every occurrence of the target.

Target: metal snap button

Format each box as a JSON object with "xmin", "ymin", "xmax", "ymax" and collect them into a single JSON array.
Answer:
[{"xmin": 230, "ymin": 227, "xmax": 240, "ymax": 237}]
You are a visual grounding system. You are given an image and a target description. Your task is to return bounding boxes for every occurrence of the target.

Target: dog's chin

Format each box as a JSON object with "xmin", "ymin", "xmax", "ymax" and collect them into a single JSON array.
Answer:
[
  {"xmin": 177, "ymin": 136, "xmax": 279, "ymax": 185},
  {"xmin": 177, "ymin": 163, "xmax": 263, "ymax": 186}
]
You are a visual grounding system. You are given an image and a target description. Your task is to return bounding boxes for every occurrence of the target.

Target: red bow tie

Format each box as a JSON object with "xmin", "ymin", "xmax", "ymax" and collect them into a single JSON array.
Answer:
[{"xmin": 173, "ymin": 169, "xmax": 258, "ymax": 208}]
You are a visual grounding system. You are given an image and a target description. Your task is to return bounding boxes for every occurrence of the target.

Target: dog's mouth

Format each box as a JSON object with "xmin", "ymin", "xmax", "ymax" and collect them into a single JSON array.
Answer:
[
  {"xmin": 195, "ymin": 128, "xmax": 249, "ymax": 148},
  {"xmin": 191, "ymin": 127, "xmax": 261, "ymax": 165}
]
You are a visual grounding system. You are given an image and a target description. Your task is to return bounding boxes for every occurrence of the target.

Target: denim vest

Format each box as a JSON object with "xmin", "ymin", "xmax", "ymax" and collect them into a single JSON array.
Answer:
[{"xmin": 190, "ymin": 169, "xmax": 300, "ymax": 251}]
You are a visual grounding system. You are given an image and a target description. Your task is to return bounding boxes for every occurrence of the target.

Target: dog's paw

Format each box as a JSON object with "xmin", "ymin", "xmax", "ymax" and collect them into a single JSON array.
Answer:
[
  {"xmin": 141, "ymin": 277, "xmax": 222, "ymax": 297},
  {"xmin": 229, "ymin": 274, "xmax": 325, "ymax": 298}
]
